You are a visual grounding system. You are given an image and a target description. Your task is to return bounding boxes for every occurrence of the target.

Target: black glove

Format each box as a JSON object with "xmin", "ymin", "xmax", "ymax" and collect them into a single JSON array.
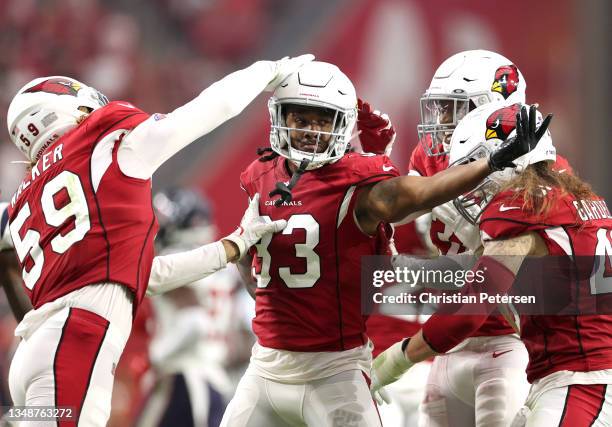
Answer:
[{"xmin": 488, "ymin": 105, "xmax": 553, "ymax": 172}]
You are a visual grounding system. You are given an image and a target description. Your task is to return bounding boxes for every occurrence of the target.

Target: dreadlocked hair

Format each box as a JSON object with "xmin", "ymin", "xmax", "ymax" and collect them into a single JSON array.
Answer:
[
  {"xmin": 256, "ymin": 147, "xmax": 279, "ymax": 162},
  {"xmin": 503, "ymin": 161, "xmax": 596, "ymax": 218}
]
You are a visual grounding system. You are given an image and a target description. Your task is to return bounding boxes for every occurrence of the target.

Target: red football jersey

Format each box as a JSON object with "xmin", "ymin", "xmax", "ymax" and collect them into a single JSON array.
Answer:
[
  {"xmin": 240, "ymin": 152, "xmax": 400, "ymax": 352},
  {"xmin": 8, "ymin": 102, "xmax": 157, "ymax": 311},
  {"xmin": 480, "ymin": 188, "xmax": 612, "ymax": 382}
]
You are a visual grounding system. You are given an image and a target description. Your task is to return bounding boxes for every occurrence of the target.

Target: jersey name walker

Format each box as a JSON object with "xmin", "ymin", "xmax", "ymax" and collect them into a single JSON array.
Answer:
[
  {"xmin": 240, "ymin": 153, "xmax": 399, "ymax": 352},
  {"xmin": 480, "ymin": 188, "xmax": 612, "ymax": 382},
  {"xmin": 8, "ymin": 102, "xmax": 157, "ymax": 310}
]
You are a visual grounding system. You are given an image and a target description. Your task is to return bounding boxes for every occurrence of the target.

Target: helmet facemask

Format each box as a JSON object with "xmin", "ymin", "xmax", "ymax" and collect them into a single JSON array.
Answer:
[
  {"xmin": 417, "ymin": 94, "xmax": 473, "ymax": 157},
  {"xmin": 450, "ymin": 144, "xmax": 507, "ymax": 225},
  {"xmin": 269, "ymin": 99, "xmax": 356, "ymax": 170}
]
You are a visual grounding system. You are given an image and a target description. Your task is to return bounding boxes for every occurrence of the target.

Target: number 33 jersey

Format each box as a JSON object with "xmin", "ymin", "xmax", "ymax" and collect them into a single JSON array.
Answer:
[
  {"xmin": 240, "ymin": 152, "xmax": 400, "ymax": 352},
  {"xmin": 7, "ymin": 102, "xmax": 157, "ymax": 310}
]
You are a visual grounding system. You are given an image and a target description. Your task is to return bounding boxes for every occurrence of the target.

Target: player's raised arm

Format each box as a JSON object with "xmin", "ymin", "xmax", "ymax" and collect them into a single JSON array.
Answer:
[
  {"xmin": 118, "ymin": 54, "xmax": 315, "ymax": 179},
  {"xmin": 356, "ymin": 105, "xmax": 552, "ymax": 234}
]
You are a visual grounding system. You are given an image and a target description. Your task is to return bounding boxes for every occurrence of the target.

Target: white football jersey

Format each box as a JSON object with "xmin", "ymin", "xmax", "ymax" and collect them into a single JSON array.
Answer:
[{"xmin": 430, "ymin": 200, "xmax": 482, "ymax": 254}]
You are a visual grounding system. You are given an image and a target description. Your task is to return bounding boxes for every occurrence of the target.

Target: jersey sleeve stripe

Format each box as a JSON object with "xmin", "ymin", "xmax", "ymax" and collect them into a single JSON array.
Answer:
[
  {"xmin": 91, "ymin": 130, "xmax": 124, "ymax": 193},
  {"xmin": 544, "ymin": 227, "xmax": 573, "ymax": 256},
  {"xmin": 337, "ymin": 185, "xmax": 356, "ymax": 228}
]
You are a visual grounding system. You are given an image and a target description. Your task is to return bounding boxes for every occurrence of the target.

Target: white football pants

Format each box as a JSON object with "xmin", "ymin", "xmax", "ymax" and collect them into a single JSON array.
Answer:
[
  {"xmin": 419, "ymin": 334, "xmax": 530, "ymax": 427},
  {"xmin": 8, "ymin": 284, "xmax": 132, "ymax": 427},
  {"xmin": 378, "ymin": 361, "xmax": 431, "ymax": 427},
  {"xmin": 220, "ymin": 369, "xmax": 382, "ymax": 427},
  {"xmin": 511, "ymin": 370, "xmax": 612, "ymax": 427}
]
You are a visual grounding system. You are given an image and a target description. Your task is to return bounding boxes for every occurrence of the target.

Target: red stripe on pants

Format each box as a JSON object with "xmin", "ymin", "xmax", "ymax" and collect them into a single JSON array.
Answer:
[
  {"xmin": 53, "ymin": 308, "xmax": 109, "ymax": 426},
  {"xmin": 559, "ymin": 384, "xmax": 607, "ymax": 426}
]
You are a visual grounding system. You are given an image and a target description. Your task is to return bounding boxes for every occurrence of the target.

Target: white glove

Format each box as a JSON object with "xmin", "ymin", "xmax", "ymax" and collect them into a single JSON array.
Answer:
[
  {"xmin": 372, "ymin": 385, "xmax": 391, "ymax": 406},
  {"xmin": 370, "ymin": 339, "xmax": 413, "ymax": 404},
  {"xmin": 265, "ymin": 54, "xmax": 315, "ymax": 92},
  {"xmin": 224, "ymin": 194, "xmax": 287, "ymax": 259}
]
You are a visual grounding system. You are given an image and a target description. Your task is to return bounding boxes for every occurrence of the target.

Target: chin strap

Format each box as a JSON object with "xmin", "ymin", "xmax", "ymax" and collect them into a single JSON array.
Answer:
[{"xmin": 269, "ymin": 158, "xmax": 310, "ymax": 207}]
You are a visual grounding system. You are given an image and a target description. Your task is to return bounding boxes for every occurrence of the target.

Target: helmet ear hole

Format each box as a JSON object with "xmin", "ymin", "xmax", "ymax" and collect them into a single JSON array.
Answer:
[{"xmin": 78, "ymin": 106, "xmax": 94, "ymax": 113}]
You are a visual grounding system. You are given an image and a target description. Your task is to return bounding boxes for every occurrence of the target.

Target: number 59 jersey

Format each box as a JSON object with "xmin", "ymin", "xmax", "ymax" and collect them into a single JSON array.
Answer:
[
  {"xmin": 240, "ymin": 152, "xmax": 400, "ymax": 352},
  {"xmin": 7, "ymin": 102, "xmax": 157, "ymax": 310}
]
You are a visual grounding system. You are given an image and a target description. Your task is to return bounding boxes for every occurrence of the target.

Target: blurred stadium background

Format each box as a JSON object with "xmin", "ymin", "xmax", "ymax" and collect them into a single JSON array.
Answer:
[{"xmin": 0, "ymin": 0, "xmax": 610, "ymax": 425}]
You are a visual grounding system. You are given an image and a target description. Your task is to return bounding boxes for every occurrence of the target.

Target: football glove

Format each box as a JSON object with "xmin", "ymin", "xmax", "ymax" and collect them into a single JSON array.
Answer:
[
  {"xmin": 488, "ymin": 104, "xmax": 553, "ymax": 171},
  {"xmin": 370, "ymin": 339, "xmax": 413, "ymax": 404},
  {"xmin": 357, "ymin": 99, "xmax": 396, "ymax": 156},
  {"xmin": 224, "ymin": 194, "xmax": 287, "ymax": 259},
  {"xmin": 265, "ymin": 54, "xmax": 315, "ymax": 92}
]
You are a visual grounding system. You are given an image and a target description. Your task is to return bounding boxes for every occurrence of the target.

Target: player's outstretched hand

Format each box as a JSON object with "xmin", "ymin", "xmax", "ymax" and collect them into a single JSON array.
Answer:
[
  {"xmin": 370, "ymin": 339, "xmax": 413, "ymax": 404},
  {"xmin": 265, "ymin": 54, "xmax": 315, "ymax": 92},
  {"xmin": 224, "ymin": 194, "xmax": 287, "ymax": 260},
  {"xmin": 488, "ymin": 104, "xmax": 553, "ymax": 171},
  {"xmin": 357, "ymin": 98, "xmax": 396, "ymax": 156}
]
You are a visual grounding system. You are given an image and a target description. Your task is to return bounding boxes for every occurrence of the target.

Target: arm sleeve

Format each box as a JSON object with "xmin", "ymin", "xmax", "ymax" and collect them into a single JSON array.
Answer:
[
  {"xmin": 118, "ymin": 60, "xmax": 277, "ymax": 179},
  {"xmin": 421, "ymin": 255, "xmax": 516, "ymax": 353},
  {"xmin": 146, "ymin": 241, "xmax": 228, "ymax": 296}
]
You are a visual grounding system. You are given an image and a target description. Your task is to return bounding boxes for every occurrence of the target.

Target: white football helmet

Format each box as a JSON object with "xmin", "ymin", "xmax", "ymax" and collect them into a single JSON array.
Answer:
[
  {"xmin": 268, "ymin": 61, "xmax": 357, "ymax": 169},
  {"xmin": 448, "ymin": 101, "xmax": 555, "ymax": 224},
  {"xmin": 7, "ymin": 76, "xmax": 109, "ymax": 162},
  {"xmin": 418, "ymin": 50, "xmax": 527, "ymax": 156}
]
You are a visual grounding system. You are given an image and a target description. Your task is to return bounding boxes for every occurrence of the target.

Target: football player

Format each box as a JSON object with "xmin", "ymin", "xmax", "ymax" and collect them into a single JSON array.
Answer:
[
  {"xmin": 137, "ymin": 188, "xmax": 248, "ymax": 427},
  {"xmin": 358, "ymin": 50, "xmax": 534, "ymax": 426},
  {"xmin": 372, "ymin": 102, "xmax": 612, "ymax": 426},
  {"xmin": 221, "ymin": 61, "xmax": 550, "ymax": 427},
  {"xmin": 403, "ymin": 50, "xmax": 531, "ymax": 427},
  {"xmin": 3, "ymin": 55, "xmax": 312, "ymax": 426}
]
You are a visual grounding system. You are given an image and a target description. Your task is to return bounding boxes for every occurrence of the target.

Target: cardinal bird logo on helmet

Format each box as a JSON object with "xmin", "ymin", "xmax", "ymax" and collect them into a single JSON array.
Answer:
[
  {"xmin": 491, "ymin": 65, "xmax": 519, "ymax": 99},
  {"xmin": 23, "ymin": 78, "xmax": 82, "ymax": 97},
  {"xmin": 485, "ymin": 104, "xmax": 521, "ymax": 141}
]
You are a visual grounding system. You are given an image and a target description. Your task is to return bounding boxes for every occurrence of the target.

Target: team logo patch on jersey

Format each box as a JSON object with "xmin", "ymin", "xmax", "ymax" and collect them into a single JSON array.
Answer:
[
  {"xmin": 23, "ymin": 78, "xmax": 81, "ymax": 97},
  {"xmin": 485, "ymin": 103, "xmax": 521, "ymax": 140},
  {"xmin": 491, "ymin": 65, "xmax": 520, "ymax": 99}
]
